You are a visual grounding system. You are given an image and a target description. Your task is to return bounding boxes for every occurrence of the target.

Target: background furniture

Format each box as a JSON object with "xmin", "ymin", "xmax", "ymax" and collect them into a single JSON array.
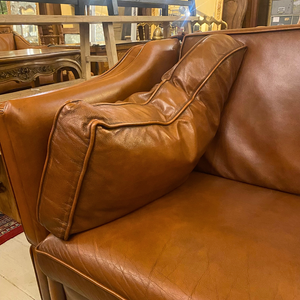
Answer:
[
  {"xmin": 269, "ymin": 0, "xmax": 300, "ymax": 26},
  {"xmin": 0, "ymin": 26, "xmax": 81, "ymax": 93},
  {"xmin": 0, "ymin": 48, "xmax": 82, "ymax": 86},
  {"xmin": 5, "ymin": 0, "xmax": 196, "ymax": 16},
  {"xmin": 222, "ymin": 0, "xmax": 248, "ymax": 28},
  {"xmin": 1, "ymin": 25, "xmax": 300, "ymax": 300},
  {"xmin": 0, "ymin": 14, "xmax": 200, "ymax": 80}
]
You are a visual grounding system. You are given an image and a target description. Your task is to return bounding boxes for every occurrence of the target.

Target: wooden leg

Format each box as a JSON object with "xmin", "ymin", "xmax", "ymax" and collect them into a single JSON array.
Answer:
[
  {"xmin": 103, "ymin": 22, "xmax": 118, "ymax": 69},
  {"xmin": 34, "ymin": 77, "xmax": 40, "ymax": 87},
  {"xmin": 80, "ymin": 23, "xmax": 91, "ymax": 80},
  {"xmin": 53, "ymin": 70, "xmax": 63, "ymax": 83}
]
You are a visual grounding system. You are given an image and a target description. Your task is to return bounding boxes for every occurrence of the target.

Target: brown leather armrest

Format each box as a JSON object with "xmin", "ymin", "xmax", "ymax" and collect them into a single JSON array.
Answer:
[
  {"xmin": 38, "ymin": 35, "xmax": 246, "ymax": 240},
  {"xmin": 0, "ymin": 39, "xmax": 180, "ymax": 246},
  {"xmin": 14, "ymin": 33, "xmax": 48, "ymax": 50}
]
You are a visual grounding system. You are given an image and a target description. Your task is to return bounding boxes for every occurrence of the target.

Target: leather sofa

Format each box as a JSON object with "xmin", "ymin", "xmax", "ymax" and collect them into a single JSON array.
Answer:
[{"xmin": 1, "ymin": 25, "xmax": 300, "ymax": 300}]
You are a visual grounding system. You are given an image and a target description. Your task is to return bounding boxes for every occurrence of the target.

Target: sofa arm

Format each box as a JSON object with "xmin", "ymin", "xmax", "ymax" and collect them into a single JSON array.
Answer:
[
  {"xmin": 0, "ymin": 39, "xmax": 180, "ymax": 246},
  {"xmin": 14, "ymin": 32, "xmax": 48, "ymax": 50},
  {"xmin": 37, "ymin": 34, "xmax": 246, "ymax": 240}
]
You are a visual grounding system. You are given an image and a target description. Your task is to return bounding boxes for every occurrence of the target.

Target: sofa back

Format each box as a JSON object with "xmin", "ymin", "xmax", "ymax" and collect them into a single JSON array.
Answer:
[
  {"xmin": 0, "ymin": 33, "xmax": 16, "ymax": 51},
  {"xmin": 182, "ymin": 25, "xmax": 300, "ymax": 195}
]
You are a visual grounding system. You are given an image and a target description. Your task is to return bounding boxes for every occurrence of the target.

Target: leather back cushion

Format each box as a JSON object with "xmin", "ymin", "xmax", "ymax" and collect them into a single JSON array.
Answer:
[
  {"xmin": 0, "ymin": 33, "xmax": 15, "ymax": 51},
  {"xmin": 182, "ymin": 26, "xmax": 300, "ymax": 195},
  {"xmin": 38, "ymin": 35, "xmax": 246, "ymax": 240}
]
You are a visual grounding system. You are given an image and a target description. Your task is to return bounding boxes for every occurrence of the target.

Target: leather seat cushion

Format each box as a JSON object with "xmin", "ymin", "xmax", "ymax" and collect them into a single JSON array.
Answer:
[{"xmin": 36, "ymin": 172, "xmax": 300, "ymax": 300}]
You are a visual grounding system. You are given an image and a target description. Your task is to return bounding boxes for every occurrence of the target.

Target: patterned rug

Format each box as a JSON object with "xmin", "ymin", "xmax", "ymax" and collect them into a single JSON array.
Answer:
[{"xmin": 0, "ymin": 212, "xmax": 23, "ymax": 245}]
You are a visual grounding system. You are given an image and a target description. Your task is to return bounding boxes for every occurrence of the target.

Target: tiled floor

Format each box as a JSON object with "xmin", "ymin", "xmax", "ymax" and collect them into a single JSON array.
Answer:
[{"xmin": 0, "ymin": 233, "xmax": 41, "ymax": 300}]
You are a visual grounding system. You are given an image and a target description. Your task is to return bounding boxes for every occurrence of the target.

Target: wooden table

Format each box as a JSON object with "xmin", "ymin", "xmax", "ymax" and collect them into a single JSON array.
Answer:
[
  {"xmin": 0, "ymin": 15, "xmax": 200, "ymax": 80},
  {"xmin": 0, "ymin": 48, "xmax": 82, "ymax": 86}
]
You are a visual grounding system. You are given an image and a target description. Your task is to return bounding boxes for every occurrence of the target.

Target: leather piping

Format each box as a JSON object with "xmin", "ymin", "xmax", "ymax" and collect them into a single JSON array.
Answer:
[
  {"xmin": 36, "ymin": 43, "xmax": 147, "ymax": 228},
  {"xmin": 64, "ymin": 121, "xmax": 98, "ymax": 240},
  {"xmin": 186, "ymin": 24, "xmax": 300, "ymax": 36},
  {"xmin": 91, "ymin": 36, "xmax": 208, "ymax": 108},
  {"xmin": 180, "ymin": 25, "xmax": 300, "ymax": 58},
  {"xmin": 62, "ymin": 45, "xmax": 246, "ymax": 239},
  {"xmin": 89, "ymin": 46, "xmax": 246, "ymax": 128},
  {"xmin": 36, "ymin": 101, "xmax": 74, "ymax": 233},
  {"xmin": 35, "ymin": 248, "xmax": 127, "ymax": 300}
]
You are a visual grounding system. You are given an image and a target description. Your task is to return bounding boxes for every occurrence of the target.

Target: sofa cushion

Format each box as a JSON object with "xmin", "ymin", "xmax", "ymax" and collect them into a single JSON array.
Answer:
[
  {"xmin": 0, "ymin": 33, "xmax": 15, "ymax": 51},
  {"xmin": 36, "ymin": 172, "xmax": 300, "ymax": 300},
  {"xmin": 182, "ymin": 27, "xmax": 300, "ymax": 195},
  {"xmin": 37, "ymin": 34, "xmax": 246, "ymax": 240}
]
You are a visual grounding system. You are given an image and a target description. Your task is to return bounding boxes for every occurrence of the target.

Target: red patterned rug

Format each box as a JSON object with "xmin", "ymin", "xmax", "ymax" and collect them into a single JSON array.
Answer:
[{"xmin": 0, "ymin": 212, "xmax": 23, "ymax": 245}]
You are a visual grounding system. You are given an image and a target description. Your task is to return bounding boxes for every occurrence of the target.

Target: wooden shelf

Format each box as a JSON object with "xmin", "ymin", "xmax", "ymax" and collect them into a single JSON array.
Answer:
[
  {"xmin": 0, "ymin": 14, "xmax": 198, "ymax": 81},
  {"xmin": 0, "ymin": 15, "xmax": 199, "ymax": 25}
]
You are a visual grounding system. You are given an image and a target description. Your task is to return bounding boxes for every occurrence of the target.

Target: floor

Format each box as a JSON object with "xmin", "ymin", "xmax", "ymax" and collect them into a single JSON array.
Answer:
[{"xmin": 0, "ymin": 233, "xmax": 41, "ymax": 300}]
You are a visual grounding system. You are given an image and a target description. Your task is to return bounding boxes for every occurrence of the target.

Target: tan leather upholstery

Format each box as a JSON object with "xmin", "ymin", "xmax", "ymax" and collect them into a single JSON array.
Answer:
[
  {"xmin": 181, "ymin": 25, "xmax": 300, "ymax": 195},
  {"xmin": 0, "ymin": 33, "xmax": 16, "ymax": 51},
  {"xmin": 0, "ymin": 39, "xmax": 180, "ymax": 246},
  {"xmin": 1, "ymin": 26, "xmax": 300, "ymax": 300},
  {"xmin": 38, "ymin": 35, "xmax": 246, "ymax": 239},
  {"xmin": 37, "ymin": 172, "xmax": 300, "ymax": 299}
]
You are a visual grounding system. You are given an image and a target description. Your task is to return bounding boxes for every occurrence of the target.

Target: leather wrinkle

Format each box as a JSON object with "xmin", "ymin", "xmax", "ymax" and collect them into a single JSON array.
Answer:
[
  {"xmin": 1, "ymin": 38, "xmax": 180, "ymax": 246},
  {"xmin": 85, "ymin": 46, "xmax": 246, "ymax": 129},
  {"xmin": 35, "ymin": 248, "xmax": 127, "ymax": 300},
  {"xmin": 36, "ymin": 40, "xmax": 173, "ymax": 228},
  {"xmin": 36, "ymin": 41, "xmax": 179, "ymax": 237},
  {"xmin": 38, "ymin": 34, "xmax": 246, "ymax": 239}
]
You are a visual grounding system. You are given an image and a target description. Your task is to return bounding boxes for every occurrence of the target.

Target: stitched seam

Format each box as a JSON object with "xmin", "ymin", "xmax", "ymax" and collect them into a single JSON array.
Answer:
[
  {"xmin": 91, "ymin": 46, "xmax": 246, "ymax": 129},
  {"xmin": 36, "ymin": 44, "xmax": 144, "ymax": 224},
  {"xmin": 37, "ymin": 102, "xmax": 74, "ymax": 237},
  {"xmin": 37, "ymin": 44, "xmax": 145, "ymax": 238},
  {"xmin": 35, "ymin": 248, "xmax": 127, "ymax": 300},
  {"xmin": 60, "ymin": 46, "xmax": 245, "ymax": 234},
  {"xmin": 64, "ymin": 120, "xmax": 98, "ymax": 240},
  {"xmin": 184, "ymin": 25, "xmax": 300, "ymax": 36}
]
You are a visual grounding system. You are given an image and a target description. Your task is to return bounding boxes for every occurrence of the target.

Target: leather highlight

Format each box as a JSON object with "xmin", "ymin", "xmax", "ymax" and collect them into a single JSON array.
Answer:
[{"xmin": 38, "ymin": 34, "xmax": 246, "ymax": 239}]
